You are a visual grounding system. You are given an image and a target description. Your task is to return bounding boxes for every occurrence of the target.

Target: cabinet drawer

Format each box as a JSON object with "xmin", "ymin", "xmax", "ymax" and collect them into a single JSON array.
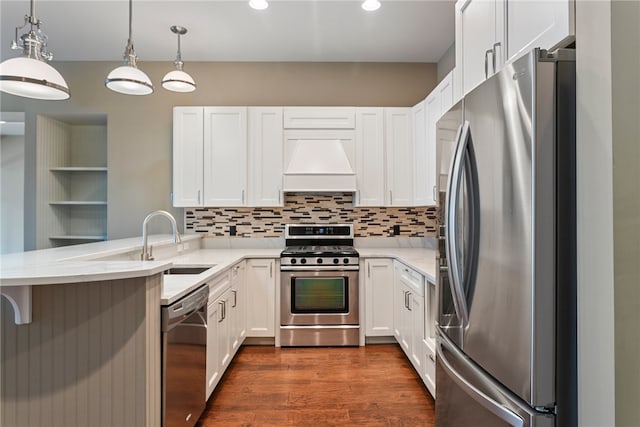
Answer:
[
  {"xmin": 395, "ymin": 261, "xmax": 424, "ymax": 296},
  {"xmin": 284, "ymin": 107, "xmax": 355, "ymax": 129},
  {"xmin": 208, "ymin": 271, "xmax": 231, "ymax": 300}
]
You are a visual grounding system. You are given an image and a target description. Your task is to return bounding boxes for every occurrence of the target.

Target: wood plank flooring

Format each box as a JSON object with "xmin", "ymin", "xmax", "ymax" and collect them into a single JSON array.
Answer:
[{"xmin": 196, "ymin": 344, "xmax": 435, "ymax": 426}]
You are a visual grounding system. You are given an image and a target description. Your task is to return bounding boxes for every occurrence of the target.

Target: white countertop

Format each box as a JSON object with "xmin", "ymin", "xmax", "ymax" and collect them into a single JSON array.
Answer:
[
  {"xmin": 356, "ymin": 248, "xmax": 437, "ymax": 283},
  {"xmin": 0, "ymin": 235, "xmax": 201, "ymax": 286},
  {"xmin": 1, "ymin": 236, "xmax": 436, "ymax": 306},
  {"xmin": 161, "ymin": 248, "xmax": 282, "ymax": 305}
]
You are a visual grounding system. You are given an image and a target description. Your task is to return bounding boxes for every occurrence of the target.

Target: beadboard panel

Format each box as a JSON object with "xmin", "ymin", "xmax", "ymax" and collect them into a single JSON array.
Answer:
[
  {"xmin": 36, "ymin": 115, "xmax": 70, "ymax": 249},
  {"xmin": 186, "ymin": 192, "xmax": 438, "ymax": 238},
  {"xmin": 0, "ymin": 275, "xmax": 162, "ymax": 427}
]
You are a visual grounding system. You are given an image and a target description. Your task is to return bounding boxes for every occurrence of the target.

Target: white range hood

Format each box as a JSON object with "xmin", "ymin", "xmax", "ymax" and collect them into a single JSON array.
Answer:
[{"xmin": 283, "ymin": 139, "xmax": 357, "ymax": 192}]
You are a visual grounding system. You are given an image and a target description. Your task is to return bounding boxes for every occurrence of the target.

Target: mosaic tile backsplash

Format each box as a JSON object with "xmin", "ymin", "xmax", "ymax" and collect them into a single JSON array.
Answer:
[{"xmin": 186, "ymin": 193, "xmax": 437, "ymax": 238}]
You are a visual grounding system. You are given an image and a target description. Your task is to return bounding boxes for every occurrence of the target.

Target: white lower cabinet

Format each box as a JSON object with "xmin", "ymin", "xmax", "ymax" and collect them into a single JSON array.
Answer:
[
  {"xmin": 230, "ymin": 261, "xmax": 246, "ymax": 351},
  {"xmin": 206, "ymin": 272, "xmax": 230, "ymax": 398},
  {"xmin": 245, "ymin": 258, "xmax": 276, "ymax": 337},
  {"xmin": 205, "ymin": 262, "xmax": 247, "ymax": 400},
  {"xmin": 423, "ymin": 337, "xmax": 437, "ymax": 398},
  {"xmin": 393, "ymin": 260, "xmax": 431, "ymax": 395},
  {"xmin": 364, "ymin": 258, "xmax": 394, "ymax": 336}
]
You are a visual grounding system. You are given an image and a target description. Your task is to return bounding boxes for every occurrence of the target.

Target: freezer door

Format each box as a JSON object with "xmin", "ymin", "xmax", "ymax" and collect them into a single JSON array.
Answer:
[
  {"xmin": 443, "ymin": 49, "xmax": 559, "ymax": 408},
  {"xmin": 436, "ymin": 331, "xmax": 554, "ymax": 427}
]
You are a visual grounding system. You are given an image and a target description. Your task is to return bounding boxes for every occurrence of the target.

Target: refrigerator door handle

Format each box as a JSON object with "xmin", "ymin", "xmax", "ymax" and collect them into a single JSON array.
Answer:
[
  {"xmin": 437, "ymin": 339, "xmax": 525, "ymax": 427},
  {"xmin": 445, "ymin": 121, "xmax": 471, "ymax": 328}
]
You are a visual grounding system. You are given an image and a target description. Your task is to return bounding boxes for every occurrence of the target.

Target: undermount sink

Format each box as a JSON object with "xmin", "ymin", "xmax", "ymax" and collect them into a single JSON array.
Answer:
[{"xmin": 164, "ymin": 266, "xmax": 214, "ymax": 275}]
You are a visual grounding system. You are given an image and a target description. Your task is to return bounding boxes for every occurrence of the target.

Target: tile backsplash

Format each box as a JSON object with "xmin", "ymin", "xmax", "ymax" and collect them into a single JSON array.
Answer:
[{"xmin": 186, "ymin": 193, "xmax": 437, "ymax": 238}]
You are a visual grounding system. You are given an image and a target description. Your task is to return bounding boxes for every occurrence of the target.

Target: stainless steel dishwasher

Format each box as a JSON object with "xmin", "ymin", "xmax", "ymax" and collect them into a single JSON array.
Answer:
[{"xmin": 162, "ymin": 285, "xmax": 209, "ymax": 427}]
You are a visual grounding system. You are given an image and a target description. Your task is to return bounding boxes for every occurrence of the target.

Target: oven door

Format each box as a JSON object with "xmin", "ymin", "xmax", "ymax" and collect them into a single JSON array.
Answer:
[{"xmin": 281, "ymin": 269, "xmax": 359, "ymax": 326}]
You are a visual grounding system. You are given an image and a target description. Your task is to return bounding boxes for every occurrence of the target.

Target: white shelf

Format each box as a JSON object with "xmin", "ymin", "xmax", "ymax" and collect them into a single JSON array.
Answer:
[
  {"xmin": 50, "ymin": 201, "xmax": 107, "ymax": 206},
  {"xmin": 49, "ymin": 235, "xmax": 107, "ymax": 241},
  {"xmin": 50, "ymin": 167, "xmax": 107, "ymax": 172}
]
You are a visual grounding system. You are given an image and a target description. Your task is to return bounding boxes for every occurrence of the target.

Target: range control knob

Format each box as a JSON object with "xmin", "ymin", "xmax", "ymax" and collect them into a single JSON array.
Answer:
[
  {"xmin": 301, "ymin": 258, "xmax": 307, "ymax": 264},
  {"xmin": 317, "ymin": 258, "xmax": 323, "ymax": 264},
  {"xmin": 291, "ymin": 258, "xmax": 297, "ymax": 264},
  {"xmin": 343, "ymin": 258, "xmax": 350, "ymax": 264},
  {"xmin": 333, "ymin": 258, "xmax": 339, "ymax": 264}
]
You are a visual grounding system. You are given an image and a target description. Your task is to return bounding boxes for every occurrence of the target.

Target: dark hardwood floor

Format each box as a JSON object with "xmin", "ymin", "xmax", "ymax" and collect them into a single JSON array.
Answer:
[{"xmin": 196, "ymin": 343, "xmax": 435, "ymax": 426}]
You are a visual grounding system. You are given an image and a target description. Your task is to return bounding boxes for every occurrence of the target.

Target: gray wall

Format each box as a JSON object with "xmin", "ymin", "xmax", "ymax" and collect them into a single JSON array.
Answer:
[
  {"xmin": 612, "ymin": 1, "xmax": 640, "ymax": 425},
  {"xmin": 1, "ymin": 61, "xmax": 436, "ymax": 242},
  {"xmin": 437, "ymin": 43, "xmax": 456, "ymax": 82},
  {"xmin": 0, "ymin": 134, "xmax": 24, "ymax": 254}
]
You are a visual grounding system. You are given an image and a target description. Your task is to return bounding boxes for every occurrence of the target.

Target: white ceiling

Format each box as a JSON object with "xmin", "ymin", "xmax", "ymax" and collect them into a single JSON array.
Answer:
[{"xmin": 0, "ymin": 0, "xmax": 455, "ymax": 63}]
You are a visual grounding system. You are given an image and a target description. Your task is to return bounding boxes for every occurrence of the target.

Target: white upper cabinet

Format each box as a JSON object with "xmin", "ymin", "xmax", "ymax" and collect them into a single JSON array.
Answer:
[
  {"xmin": 354, "ymin": 108, "xmax": 386, "ymax": 206},
  {"xmin": 173, "ymin": 107, "xmax": 204, "ymax": 207},
  {"xmin": 247, "ymin": 107, "xmax": 283, "ymax": 207},
  {"xmin": 283, "ymin": 107, "xmax": 355, "ymax": 129},
  {"xmin": 385, "ymin": 108, "xmax": 413, "ymax": 206},
  {"xmin": 203, "ymin": 107, "xmax": 247, "ymax": 206},
  {"xmin": 412, "ymin": 99, "xmax": 431, "ymax": 206},
  {"xmin": 456, "ymin": 0, "xmax": 575, "ymax": 98},
  {"xmin": 456, "ymin": 0, "xmax": 505, "ymax": 96},
  {"xmin": 417, "ymin": 71, "xmax": 455, "ymax": 207},
  {"xmin": 506, "ymin": 0, "xmax": 575, "ymax": 64}
]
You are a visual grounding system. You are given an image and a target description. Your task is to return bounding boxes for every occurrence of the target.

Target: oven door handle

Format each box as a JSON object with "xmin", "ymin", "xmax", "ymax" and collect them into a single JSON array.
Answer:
[{"xmin": 280, "ymin": 266, "xmax": 360, "ymax": 272}]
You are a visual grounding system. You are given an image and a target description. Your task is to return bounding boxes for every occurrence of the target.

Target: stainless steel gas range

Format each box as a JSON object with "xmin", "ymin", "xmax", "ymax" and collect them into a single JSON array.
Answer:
[{"xmin": 280, "ymin": 224, "xmax": 360, "ymax": 346}]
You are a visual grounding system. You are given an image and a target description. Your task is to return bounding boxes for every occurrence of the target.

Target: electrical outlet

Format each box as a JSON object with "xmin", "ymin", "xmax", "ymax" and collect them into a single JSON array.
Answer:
[
  {"xmin": 229, "ymin": 225, "xmax": 237, "ymax": 236},
  {"xmin": 393, "ymin": 225, "xmax": 400, "ymax": 235}
]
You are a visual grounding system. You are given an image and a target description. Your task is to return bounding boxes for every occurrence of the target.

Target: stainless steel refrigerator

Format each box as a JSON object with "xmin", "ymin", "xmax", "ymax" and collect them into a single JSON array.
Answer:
[{"xmin": 435, "ymin": 48, "xmax": 577, "ymax": 427}]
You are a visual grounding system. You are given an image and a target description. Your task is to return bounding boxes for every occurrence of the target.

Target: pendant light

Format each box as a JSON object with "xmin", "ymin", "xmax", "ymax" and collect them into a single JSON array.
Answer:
[
  {"xmin": 0, "ymin": 0, "xmax": 70, "ymax": 100},
  {"xmin": 362, "ymin": 0, "xmax": 381, "ymax": 11},
  {"xmin": 105, "ymin": 0, "xmax": 153, "ymax": 95},
  {"xmin": 162, "ymin": 26, "xmax": 196, "ymax": 93}
]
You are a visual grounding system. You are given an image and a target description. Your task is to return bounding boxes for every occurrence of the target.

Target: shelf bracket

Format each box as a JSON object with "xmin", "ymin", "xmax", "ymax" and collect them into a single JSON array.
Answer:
[{"xmin": 0, "ymin": 285, "xmax": 32, "ymax": 324}]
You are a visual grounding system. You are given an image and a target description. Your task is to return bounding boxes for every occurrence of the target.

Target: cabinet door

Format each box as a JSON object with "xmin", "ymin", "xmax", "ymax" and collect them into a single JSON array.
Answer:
[
  {"xmin": 203, "ymin": 107, "xmax": 247, "ymax": 206},
  {"xmin": 248, "ymin": 107, "xmax": 283, "ymax": 207},
  {"xmin": 438, "ymin": 72, "xmax": 455, "ymax": 116},
  {"xmin": 355, "ymin": 108, "xmax": 386, "ymax": 206},
  {"xmin": 206, "ymin": 300, "xmax": 220, "ymax": 399},
  {"xmin": 245, "ymin": 259, "xmax": 276, "ymax": 337},
  {"xmin": 410, "ymin": 290, "xmax": 425, "ymax": 373},
  {"xmin": 423, "ymin": 338, "xmax": 436, "ymax": 397},
  {"xmin": 385, "ymin": 108, "xmax": 413, "ymax": 206},
  {"xmin": 173, "ymin": 107, "xmax": 203, "ymax": 207},
  {"xmin": 283, "ymin": 107, "xmax": 355, "ymax": 129},
  {"xmin": 506, "ymin": 0, "xmax": 573, "ymax": 64},
  {"xmin": 457, "ymin": 0, "xmax": 505, "ymax": 95},
  {"xmin": 217, "ymin": 290, "xmax": 232, "ymax": 370},
  {"xmin": 364, "ymin": 258, "xmax": 394, "ymax": 336},
  {"xmin": 230, "ymin": 261, "xmax": 246, "ymax": 352},
  {"xmin": 393, "ymin": 263, "xmax": 411, "ymax": 354},
  {"xmin": 413, "ymin": 99, "xmax": 432, "ymax": 206}
]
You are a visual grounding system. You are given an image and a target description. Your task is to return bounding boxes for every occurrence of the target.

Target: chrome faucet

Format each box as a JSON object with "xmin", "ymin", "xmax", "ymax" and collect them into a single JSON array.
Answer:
[{"xmin": 141, "ymin": 210, "xmax": 182, "ymax": 261}]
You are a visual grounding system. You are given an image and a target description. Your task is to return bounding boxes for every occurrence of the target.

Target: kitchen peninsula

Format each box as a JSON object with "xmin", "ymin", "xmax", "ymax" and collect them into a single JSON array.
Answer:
[{"xmin": 0, "ymin": 233, "xmax": 435, "ymax": 427}]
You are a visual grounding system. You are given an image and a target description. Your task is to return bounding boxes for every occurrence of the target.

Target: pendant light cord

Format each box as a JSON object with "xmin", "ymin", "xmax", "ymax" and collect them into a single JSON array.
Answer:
[{"xmin": 128, "ymin": 0, "xmax": 133, "ymax": 44}]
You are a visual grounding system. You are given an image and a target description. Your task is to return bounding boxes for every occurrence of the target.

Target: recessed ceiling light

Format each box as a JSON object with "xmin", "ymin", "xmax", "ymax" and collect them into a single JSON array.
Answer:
[
  {"xmin": 249, "ymin": 0, "xmax": 269, "ymax": 10},
  {"xmin": 362, "ymin": 0, "xmax": 381, "ymax": 12}
]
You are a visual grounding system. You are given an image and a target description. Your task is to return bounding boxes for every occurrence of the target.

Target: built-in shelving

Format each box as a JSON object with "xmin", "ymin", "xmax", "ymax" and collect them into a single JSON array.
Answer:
[
  {"xmin": 49, "ymin": 201, "xmax": 108, "ymax": 206},
  {"xmin": 50, "ymin": 167, "xmax": 108, "ymax": 172},
  {"xmin": 49, "ymin": 235, "xmax": 107, "ymax": 241},
  {"xmin": 36, "ymin": 114, "xmax": 108, "ymax": 248}
]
